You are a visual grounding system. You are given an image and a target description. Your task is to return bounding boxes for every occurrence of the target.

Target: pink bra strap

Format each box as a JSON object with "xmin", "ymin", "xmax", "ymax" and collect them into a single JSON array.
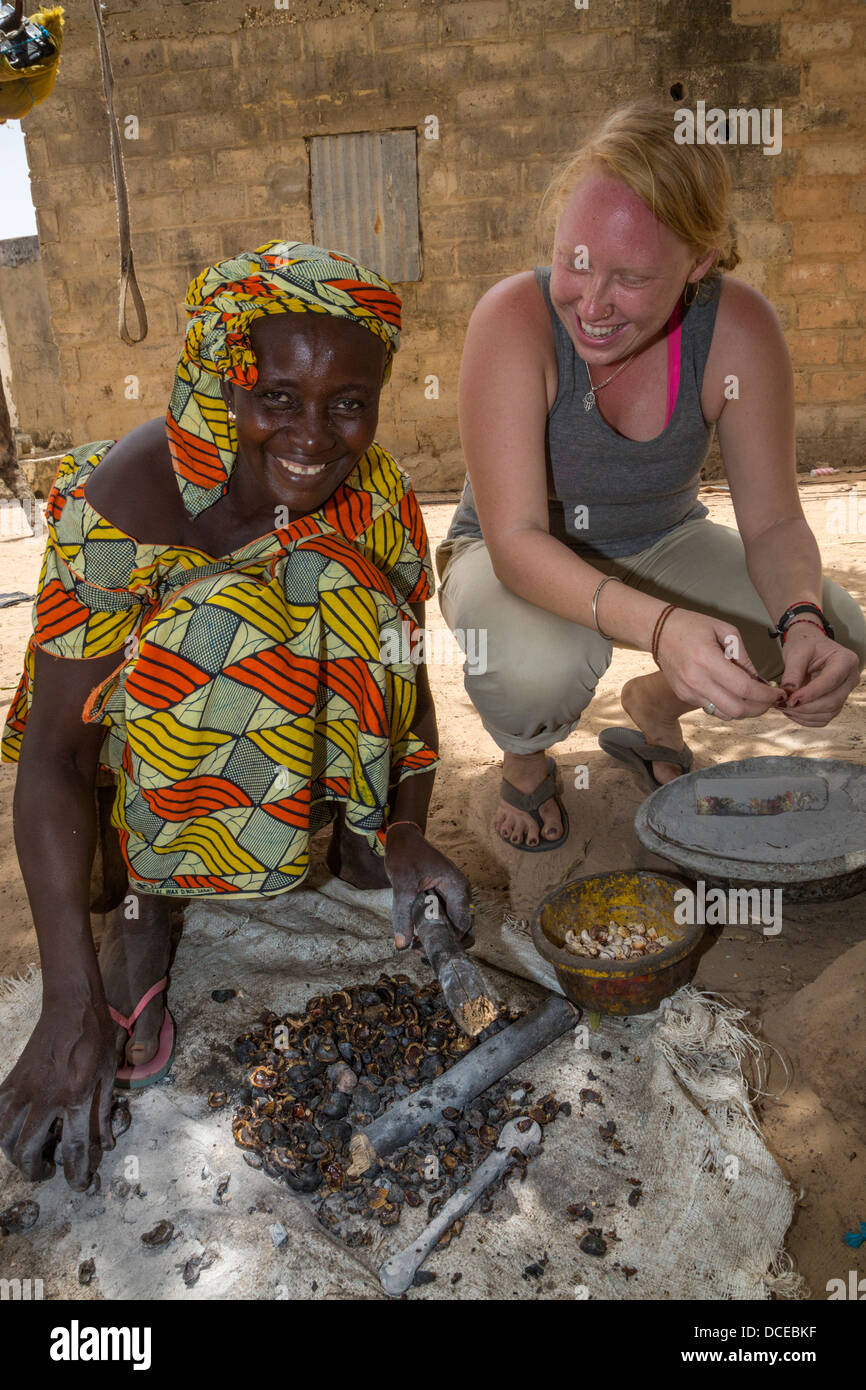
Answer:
[
  {"xmin": 665, "ymin": 298, "xmax": 683, "ymax": 428},
  {"xmin": 108, "ymin": 976, "xmax": 168, "ymax": 1035}
]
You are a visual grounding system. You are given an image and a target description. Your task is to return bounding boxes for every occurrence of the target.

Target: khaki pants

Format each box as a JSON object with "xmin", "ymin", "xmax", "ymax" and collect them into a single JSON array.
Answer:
[{"xmin": 435, "ymin": 519, "xmax": 866, "ymax": 755}]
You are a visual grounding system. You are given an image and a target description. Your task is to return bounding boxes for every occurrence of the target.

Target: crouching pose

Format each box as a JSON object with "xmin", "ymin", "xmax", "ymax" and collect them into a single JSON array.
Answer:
[
  {"xmin": 437, "ymin": 101, "xmax": 866, "ymax": 850},
  {"xmin": 0, "ymin": 242, "xmax": 469, "ymax": 1188}
]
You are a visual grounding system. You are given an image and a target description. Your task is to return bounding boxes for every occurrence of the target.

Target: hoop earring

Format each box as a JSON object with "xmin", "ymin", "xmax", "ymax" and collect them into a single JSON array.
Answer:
[{"xmin": 683, "ymin": 281, "xmax": 699, "ymax": 307}]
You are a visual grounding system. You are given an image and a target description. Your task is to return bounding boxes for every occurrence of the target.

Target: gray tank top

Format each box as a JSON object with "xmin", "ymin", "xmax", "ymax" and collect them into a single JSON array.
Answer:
[{"xmin": 446, "ymin": 266, "xmax": 721, "ymax": 559}]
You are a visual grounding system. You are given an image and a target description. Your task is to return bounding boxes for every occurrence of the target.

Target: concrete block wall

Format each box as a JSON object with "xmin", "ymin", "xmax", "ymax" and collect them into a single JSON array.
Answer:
[
  {"xmin": 0, "ymin": 237, "xmax": 65, "ymax": 449},
  {"xmin": 731, "ymin": 0, "xmax": 866, "ymax": 469},
  {"xmin": 16, "ymin": 0, "xmax": 866, "ymax": 486}
]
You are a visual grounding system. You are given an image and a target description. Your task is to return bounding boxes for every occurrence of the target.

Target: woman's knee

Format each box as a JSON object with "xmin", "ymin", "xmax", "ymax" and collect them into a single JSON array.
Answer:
[
  {"xmin": 461, "ymin": 620, "xmax": 611, "ymax": 736},
  {"xmin": 438, "ymin": 539, "xmax": 611, "ymax": 733}
]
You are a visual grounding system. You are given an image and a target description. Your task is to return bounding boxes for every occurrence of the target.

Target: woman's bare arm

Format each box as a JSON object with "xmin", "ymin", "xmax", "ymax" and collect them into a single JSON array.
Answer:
[
  {"xmin": 384, "ymin": 601, "xmax": 471, "ymax": 945},
  {"xmin": 712, "ymin": 278, "xmax": 860, "ymax": 718},
  {"xmin": 386, "ymin": 601, "xmax": 437, "ymax": 828},
  {"xmin": 13, "ymin": 645, "xmax": 122, "ymax": 994},
  {"xmin": 0, "ymin": 645, "xmax": 125, "ymax": 1187},
  {"xmin": 712, "ymin": 278, "xmax": 823, "ymax": 619}
]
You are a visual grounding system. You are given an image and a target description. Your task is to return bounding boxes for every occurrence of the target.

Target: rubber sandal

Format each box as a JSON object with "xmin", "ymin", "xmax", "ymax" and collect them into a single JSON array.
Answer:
[
  {"xmin": 109, "ymin": 977, "xmax": 176, "ymax": 1091},
  {"xmin": 499, "ymin": 755, "xmax": 570, "ymax": 852},
  {"xmin": 598, "ymin": 726, "xmax": 693, "ymax": 794}
]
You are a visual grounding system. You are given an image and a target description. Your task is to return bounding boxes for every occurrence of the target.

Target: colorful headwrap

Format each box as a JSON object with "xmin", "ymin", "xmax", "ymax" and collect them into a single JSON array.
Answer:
[
  {"xmin": 0, "ymin": 7, "xmax": 64, "ymax": 123},
  {"xmin": 166, "ymin": 240, "xmax": 402, "ymax": 517}
]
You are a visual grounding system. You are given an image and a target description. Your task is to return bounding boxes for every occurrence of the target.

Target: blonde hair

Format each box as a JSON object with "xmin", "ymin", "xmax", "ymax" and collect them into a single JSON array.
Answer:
[{"xmin": 537, "ymin": 99, "xmax": 741, "ymax": 291}]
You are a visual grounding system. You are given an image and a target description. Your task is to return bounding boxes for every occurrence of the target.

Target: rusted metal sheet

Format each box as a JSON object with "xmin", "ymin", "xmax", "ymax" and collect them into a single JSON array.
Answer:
[{"xmin": 309, "ymin": 129, "xmax": 422, "ymax": 284}]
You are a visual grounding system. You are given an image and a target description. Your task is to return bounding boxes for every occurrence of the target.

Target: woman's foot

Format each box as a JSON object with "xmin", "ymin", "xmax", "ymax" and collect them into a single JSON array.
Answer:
[
  {"xmin": 620, "ymin": 673, "xmax": 693, "ymax": 784},
  {"xmin": 98, "ymin": 892, "xmax": 173, "ymax": 1069},
  {"xmin": 326, "ymin": 808, "xmax": 390, "ymax": 889},
  {"xmin": 495, "ymin": 751, "xmax": 565, "ymax": 847}
]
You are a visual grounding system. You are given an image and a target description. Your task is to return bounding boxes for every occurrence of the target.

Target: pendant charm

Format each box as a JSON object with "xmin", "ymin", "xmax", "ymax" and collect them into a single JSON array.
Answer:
[{"xmin": 583, "ymin": 391, "xmax": 595, "ymax": 411}]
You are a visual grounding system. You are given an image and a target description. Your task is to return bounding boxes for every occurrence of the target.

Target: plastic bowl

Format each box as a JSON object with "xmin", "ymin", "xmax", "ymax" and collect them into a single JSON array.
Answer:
[{"xmin": 531, "ymin": 869, "xmax": 705, "ymax": 1017}]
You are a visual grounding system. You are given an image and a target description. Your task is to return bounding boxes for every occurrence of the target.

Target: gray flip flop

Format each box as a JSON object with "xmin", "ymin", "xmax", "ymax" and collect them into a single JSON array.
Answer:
[
  {"xmin": 499, "ymin": 755, "xmax": 570, "ymax": 852},
  {"xmin": 598, "ymin": 726, "xmax": 693, "ymax": 794}
]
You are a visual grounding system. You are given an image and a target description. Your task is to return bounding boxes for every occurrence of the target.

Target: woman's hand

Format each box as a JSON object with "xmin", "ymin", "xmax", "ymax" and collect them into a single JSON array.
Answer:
[
  {"xmin": 383, "ymin": 823, "xmax": 473, "ymax": 951},
  {"xmin": 655, "ymin": 609, "xmax": 784, "ymax": 719},
  {"xmin": 776, "ymin": 624, "xmax": 861, "ymax": 726},
  {"xmin": 0, "ymin": 992, "xmax": 117, "ymax": 1190}
]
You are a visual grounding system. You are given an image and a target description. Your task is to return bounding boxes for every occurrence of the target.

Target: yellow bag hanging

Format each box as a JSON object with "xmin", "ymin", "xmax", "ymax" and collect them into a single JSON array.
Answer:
[{"xmin": 0, "ymin": 6, "xmax": 64, "ymax": 122}]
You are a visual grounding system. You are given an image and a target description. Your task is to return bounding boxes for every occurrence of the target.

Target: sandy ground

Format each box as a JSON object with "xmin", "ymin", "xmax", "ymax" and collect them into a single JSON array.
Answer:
[{"xmin": 1, "ymin": 471, "xmax": 864, "ymax": 1299}]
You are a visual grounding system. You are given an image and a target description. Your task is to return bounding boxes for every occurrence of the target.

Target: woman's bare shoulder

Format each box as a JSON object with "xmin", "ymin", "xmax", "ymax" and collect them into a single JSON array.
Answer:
[
  {"xmin": 703, "ymin": 275, "xmax": 791, "ymax": 418},
  {"xmin": 464, "ymin": 270, "xmax": 556, "ymax": 405},
  {"xmin": 83, "ymin": 417, "xmax": 185, "ymax": 540},
  {"xmin": 470, "ymin": 269, "xmax": 551, "ymax": 335},
  {"xmin": 713, "ymin": 274, "xmax": 787, "ymax": 343}
]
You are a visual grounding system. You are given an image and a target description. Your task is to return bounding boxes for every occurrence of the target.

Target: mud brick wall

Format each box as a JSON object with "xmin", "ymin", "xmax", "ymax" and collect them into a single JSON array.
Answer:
[{"xmin": 18, "ymin": 0, "xmax": 866, "ymax": 487}]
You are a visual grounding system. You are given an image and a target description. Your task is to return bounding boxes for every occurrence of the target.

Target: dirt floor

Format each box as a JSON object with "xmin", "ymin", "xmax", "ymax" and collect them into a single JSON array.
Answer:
[{"xmin": 1, "ymin": 470, "xmax": 864, "ymax": 1299}]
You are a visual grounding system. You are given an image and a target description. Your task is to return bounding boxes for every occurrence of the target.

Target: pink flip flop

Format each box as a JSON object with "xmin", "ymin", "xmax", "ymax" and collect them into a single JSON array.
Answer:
[{"xmin": 109, "ymin": 977, "xmax": 176, "ymax": 1090}]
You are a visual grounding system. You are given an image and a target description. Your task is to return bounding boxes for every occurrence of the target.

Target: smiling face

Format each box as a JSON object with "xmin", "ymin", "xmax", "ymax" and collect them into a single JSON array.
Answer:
[
  {"xmin": 220, "ymin": 313, "xmax": 387, "ymax": 519},
  {"xmin": 549, "ymin": 170, "xmax": 718, "ymax": 364}
]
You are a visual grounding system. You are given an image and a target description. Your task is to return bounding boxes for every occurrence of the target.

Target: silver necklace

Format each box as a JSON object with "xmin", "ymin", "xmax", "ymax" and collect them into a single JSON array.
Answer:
[{"xmin": 583, "ymin": 351, "xmax": 637, "ymax": 411}]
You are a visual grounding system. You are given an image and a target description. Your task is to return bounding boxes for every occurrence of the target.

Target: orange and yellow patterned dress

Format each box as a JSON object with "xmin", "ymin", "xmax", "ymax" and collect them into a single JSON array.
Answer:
[{"xmin": 2, "ymin": 439, "xmax": 439, "ymax": 899}]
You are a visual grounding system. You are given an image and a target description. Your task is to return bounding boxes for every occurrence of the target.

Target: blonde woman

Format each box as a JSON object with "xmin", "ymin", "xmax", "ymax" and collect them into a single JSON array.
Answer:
[{"xmin": 436, "ymin": 100, "xmax": 866, "ymax": 850}]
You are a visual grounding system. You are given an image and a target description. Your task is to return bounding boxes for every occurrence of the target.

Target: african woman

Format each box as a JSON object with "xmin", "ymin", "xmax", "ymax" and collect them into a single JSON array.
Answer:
[{"xmin": 0, "ymin": 242, "xmax": 470, "ymax": 1189}]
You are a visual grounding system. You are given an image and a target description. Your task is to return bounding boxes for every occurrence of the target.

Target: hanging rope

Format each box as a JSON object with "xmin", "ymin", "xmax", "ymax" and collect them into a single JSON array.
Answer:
[{"xmin": 90, "ymin": 0, "xmax": 147, "ymax": 344}]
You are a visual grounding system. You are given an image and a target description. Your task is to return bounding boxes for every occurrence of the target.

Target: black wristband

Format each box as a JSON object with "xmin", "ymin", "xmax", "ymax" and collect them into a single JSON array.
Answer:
[{"xmin": 769, "ymin": 602, "xmax": 834, "ymax": 642}]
